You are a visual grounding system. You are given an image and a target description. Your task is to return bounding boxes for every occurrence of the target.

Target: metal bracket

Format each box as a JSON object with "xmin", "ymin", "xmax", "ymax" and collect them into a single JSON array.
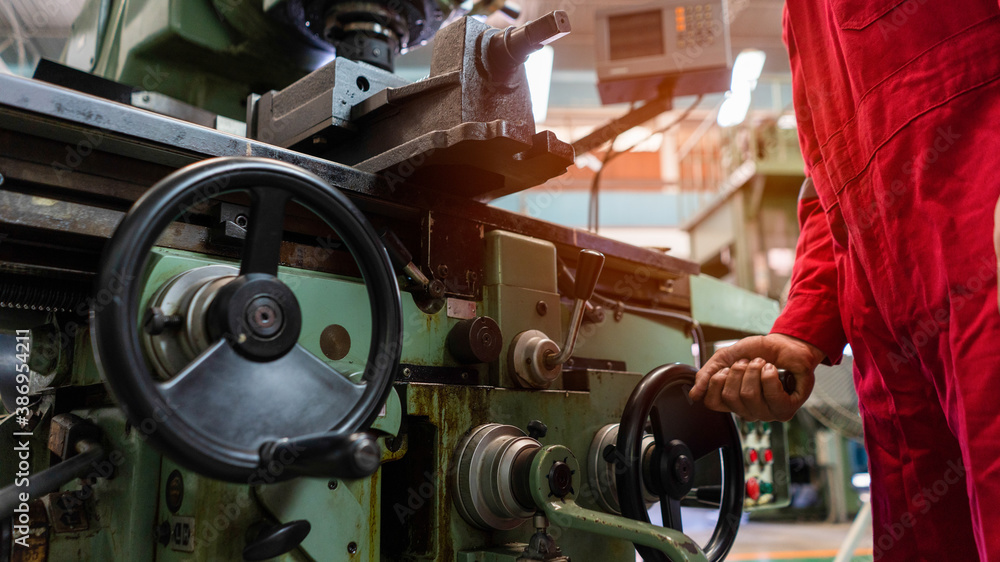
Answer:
[{"xmin": 528, "ymin": 445, "xmax": 709, "ymax": 562}]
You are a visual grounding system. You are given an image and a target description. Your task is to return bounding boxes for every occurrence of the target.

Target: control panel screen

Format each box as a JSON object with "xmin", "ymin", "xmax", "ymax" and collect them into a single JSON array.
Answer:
[{"xmin": 608, "ymin": 11, "xmax": 664, "ymax": 61}]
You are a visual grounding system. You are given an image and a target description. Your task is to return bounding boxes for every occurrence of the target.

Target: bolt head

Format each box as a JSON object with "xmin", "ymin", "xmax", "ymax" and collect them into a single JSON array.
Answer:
[
  {"xmin": 245, "ymin": 296, "xmax": 283, "ymax": 338},
  {"xmin": 547, "ymin": 461, "xmax": 573, "ymax": 498},
  {"xmin": 535, "ymin": 300, "xmax": 548, "ymax": 316},
  {"xmin": 673, "ymin": 454, "xmax": 694, "ymax": 484}
]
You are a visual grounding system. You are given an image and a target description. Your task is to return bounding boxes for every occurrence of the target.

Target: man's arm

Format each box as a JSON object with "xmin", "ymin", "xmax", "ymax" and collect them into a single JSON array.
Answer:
[
  {"xmin": 770, "ymin": 178, "xmax": 848, "ymax": 364},
  {"xmin": 688, "ymin": 181, "xmax": 841, "ymax": 421}
]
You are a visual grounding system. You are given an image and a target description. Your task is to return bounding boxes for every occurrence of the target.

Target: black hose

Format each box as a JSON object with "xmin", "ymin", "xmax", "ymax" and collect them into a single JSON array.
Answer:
[{"xmin": 0, "ymin": 440, "xmax": 106, "ymax": 520}]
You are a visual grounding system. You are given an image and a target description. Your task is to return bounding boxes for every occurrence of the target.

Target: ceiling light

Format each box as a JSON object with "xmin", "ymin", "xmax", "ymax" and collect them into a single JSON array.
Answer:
[{"xmin": 525, "ymin": 45, "xmax": 554, "ymax": 123}]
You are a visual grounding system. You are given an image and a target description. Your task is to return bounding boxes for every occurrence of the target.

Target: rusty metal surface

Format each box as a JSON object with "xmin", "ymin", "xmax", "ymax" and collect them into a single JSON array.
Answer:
[
  {"xmin": 11, "ymin": 500, "xmax": 49, "ymax": 562},
  {"xmin": 393, "ymin": 370, "xmax": 651, "ymax": 561}
]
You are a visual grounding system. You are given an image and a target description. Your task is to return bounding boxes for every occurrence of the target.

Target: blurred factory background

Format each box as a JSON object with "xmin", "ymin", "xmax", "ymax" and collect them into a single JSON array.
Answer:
[{"xmin": 0, "ymin": 1, "xmax": 872, "ymax": 560}]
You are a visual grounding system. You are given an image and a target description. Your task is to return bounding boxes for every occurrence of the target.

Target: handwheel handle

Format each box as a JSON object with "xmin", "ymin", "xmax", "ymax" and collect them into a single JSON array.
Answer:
[
  {"xmin": 777, "ymin": 369, "xmax": 796, "ymax": 394},
  {"xmin": 616, "ymin": 363, "xmax": 744, "ymax": 562},
  {"xmin": 260, "ymin": 432, "xmax": 381, "ymax": 479}
]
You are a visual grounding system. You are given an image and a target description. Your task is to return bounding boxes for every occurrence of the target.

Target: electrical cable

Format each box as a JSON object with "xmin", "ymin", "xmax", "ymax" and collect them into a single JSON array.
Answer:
[
  {"xmin": 586, "ymin": 95, "xmax": 704, "ymax": 233},
  {"xmin": 557, "ymin": 261, "xmax": 710, "ymax": 368},
  {"xmin": 606, "ymin": 94, "xmax": 704, "ymax": 166},
  {"xmin": 587, "ymin": 136, "xmax": 617, "ymax": 232}
]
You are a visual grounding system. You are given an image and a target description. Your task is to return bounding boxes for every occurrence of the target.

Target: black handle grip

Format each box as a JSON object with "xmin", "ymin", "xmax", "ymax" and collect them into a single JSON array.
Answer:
[
  {"xmin": 260, "ymin": 432, "xmax": 381, "ymax": 479},
  {"xmin": 574, "ymin": 249, "xmax": 605, "ymax": 301},
  {"xmin": 243, "ymin": 520, "xmax": 311, "ymax": 561},
  {"xmin": 777, "ymin": 369, "xmax": 796, "ymax": 395}
]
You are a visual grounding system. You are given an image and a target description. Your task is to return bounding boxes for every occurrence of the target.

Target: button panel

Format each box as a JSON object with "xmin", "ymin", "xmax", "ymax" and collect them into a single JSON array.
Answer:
[
  {"xmin": 674, "ymin": 4, "xmax": 719, "ymax": 49},
  {"xmin": 737, "ymin": 417, "xmax": 790, "ymax": 510}
]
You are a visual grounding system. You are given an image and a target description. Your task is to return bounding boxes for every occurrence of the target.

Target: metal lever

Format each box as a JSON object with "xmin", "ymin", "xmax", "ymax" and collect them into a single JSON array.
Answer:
[
  {"xmin": 527, "ymin": 445, "xmax": 708, "ymax": 562},
  {"xmin": 379, "ymin": 227, "xmax": 430, "ymax": 288},
  {"xmin": 546, "ymin": 250, "xmax": 605, "ymax": 368},
  {"xmin": 243, "ymin": 520, "xmax": 311, "ymax": 561}
]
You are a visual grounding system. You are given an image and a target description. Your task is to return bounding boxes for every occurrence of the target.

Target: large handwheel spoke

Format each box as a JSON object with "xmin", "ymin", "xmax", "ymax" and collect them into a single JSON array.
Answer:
[
  {"xmin": 650, "ymin": 393, "xmax": 734, "ymax": 461},
  {"xmin": 661, "ymin": 497, "xmax": 683, "ymax": 532},
  {"xmin": 159, "ymin": 342, "xmax": 364, "ymax": 448},
  {"xmin": 240, "ymin": 188, "xmax": 290, "ymax": 276}
]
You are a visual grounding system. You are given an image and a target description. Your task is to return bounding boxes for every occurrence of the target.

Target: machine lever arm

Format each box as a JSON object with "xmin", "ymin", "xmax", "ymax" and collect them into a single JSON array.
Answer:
[
  {"xmin": 546, "ymin": 250, "xmax": 605, "ymax": 368},
  {"xmin": 379, "ymin": 227, "xmax": 431, "ymax": 288},
  {"xmin": 527, "ymin": 445, "xmax": 708, "ymax": 562}
]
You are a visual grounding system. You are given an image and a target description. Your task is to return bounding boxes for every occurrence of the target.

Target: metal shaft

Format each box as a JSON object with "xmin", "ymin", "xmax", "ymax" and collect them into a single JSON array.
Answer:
[{"xmin": 488, "ymin": 11, "xmax": 571, "ymax": 71}]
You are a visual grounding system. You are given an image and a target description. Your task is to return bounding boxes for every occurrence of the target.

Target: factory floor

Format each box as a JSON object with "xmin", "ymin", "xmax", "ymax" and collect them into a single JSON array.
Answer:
[
  {"xmin": 641, "ymin": 508, "xmax": 875, "ymax": 562},
  {"xmin": 722, "ymin": 520, "xmax": 874, "ymax": 562}
]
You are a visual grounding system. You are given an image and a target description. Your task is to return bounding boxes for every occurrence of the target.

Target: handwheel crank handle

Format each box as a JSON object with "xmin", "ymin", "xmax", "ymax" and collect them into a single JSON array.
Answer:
[
  {"xmin": 528, "ymin": 445, "xmax": 708, "ymax": 562},
  {"xmin": 777, "ymin": 369, "xmax": 795, "ymax": 394},
  {"xmin": 259, "ymin": 432, "xmax": 381, "ymax": 479}
]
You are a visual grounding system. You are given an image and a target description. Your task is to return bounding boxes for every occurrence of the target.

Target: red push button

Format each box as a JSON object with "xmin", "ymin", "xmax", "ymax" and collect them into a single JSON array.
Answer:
[
  {"xmin": 764, "ymin": 449, "xmax": 773, "ymax": 463},
  {"xmin": 746, "ymin": 477, "xmax": 760, "ymax": 500}
]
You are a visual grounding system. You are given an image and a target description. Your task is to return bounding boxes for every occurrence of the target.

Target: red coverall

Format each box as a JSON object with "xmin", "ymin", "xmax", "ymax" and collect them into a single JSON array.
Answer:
[{"xmin": 772, "ymin": 1, "xmax": 1000, "ymax": 559}]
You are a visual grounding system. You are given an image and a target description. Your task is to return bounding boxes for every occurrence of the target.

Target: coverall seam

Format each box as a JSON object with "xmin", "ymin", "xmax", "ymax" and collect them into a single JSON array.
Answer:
[
  {"xmin": 831, "ymin": 73, "xmax": 1000, "ymax": 197},
  {"xmin": 815, "ymin": 15, "xmax": 1000, "ymax": 156}
]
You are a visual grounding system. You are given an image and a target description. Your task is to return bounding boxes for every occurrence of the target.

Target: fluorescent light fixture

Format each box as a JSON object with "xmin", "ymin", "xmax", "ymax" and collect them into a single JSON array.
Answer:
[
  {"xmin": 716, "ymin": 49, "xmax": 766, "ymax": 128},
  {"xmin": 730, "ymin": 49, "xmax": 766, "ymax": 91},
  {"xmin": 852, "ymin": 472, "xmax": 871, "ymax": 489},
  {"xmin": 716, "ymin": 90, "xmax": 752, "ymax": 128},
  {"xmin": 525, "ymin": 45, "xmax": 554, "ymax": 123},
  {"xmin": 777, "ymin": 114, "xmax": 797, "ymax": 129}
]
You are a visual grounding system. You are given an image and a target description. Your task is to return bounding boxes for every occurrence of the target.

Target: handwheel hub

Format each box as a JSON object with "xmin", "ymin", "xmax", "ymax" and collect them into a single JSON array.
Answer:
[
  {"xmin": 651, "ymin": 439, "xmax": 695, "ymax": 500},
  {"xmin": 246, "ymin": 296, "xmax": 283, "ymax": 338},
  {"xmin": 209, "ymin": 274, "xmax": 302, "ymax": 361}
]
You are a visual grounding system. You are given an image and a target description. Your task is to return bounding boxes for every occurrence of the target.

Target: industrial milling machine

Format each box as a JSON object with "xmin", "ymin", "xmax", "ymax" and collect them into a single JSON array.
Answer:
[{"xmin": 0, "ymin": 0, "xmax": 789, "ymax": 560}]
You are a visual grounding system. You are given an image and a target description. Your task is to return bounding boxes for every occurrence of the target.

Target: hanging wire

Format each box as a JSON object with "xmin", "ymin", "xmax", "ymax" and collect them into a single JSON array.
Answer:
[{"xmin": 585, "ymin": 95, "xmax": 704, "ymax": 233}]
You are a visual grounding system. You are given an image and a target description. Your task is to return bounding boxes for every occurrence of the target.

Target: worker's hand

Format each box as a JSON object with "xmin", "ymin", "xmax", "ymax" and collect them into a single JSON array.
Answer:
[{"xmin": 688, "ymin": 333, "xmax": 825, "ymax": 422}]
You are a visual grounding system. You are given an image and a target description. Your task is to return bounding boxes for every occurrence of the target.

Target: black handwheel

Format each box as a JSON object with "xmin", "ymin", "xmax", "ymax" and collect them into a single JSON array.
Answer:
[
  {"xmin": 92, "ymin": 157, "xmax": 402, "ymax": 482},
  {"xmin": 617, "ymin": 363, "xmax": 743, "ymax": 562}
]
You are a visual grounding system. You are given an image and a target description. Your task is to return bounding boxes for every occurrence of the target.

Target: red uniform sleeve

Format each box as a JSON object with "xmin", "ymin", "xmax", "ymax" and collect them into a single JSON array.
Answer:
[
  {"xmin": 770, "ymin": 7, "xmax": 847, "ymax": 365},
  {"xmin": 770, "ymin": 186, "xmax": 848, "ymax": 365}
]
